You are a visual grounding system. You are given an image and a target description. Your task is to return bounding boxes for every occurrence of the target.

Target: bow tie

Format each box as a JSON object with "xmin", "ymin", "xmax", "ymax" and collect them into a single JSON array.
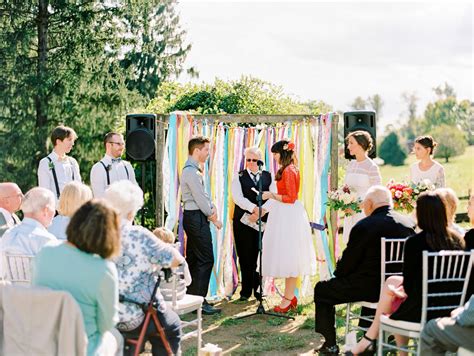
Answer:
[{"xmin": 112, "ymin": 158, "xmax": 122, "ymax": 163}]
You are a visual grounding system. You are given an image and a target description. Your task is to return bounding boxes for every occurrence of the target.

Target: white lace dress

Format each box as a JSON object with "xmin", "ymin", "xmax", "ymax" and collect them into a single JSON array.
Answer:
[
  {"xmin": 410, "ymin": 161, "xmax": 446, "ymax": 188},
  {"xmin": 342, "ymin": 158, "xmax": 382, "ymax": 243}
]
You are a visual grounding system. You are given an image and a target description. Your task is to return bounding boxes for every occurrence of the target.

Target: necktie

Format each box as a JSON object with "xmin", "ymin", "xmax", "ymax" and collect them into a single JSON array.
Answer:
[
  {"xmin": 250, "ymin": 172, "xmax": 258, "ymax": 185},
  {"xmin": 112, "ymin": 158, "xmax": 122, "ymax": 164}
]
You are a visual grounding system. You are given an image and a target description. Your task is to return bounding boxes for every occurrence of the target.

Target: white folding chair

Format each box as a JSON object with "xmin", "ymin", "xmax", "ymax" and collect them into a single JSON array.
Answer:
[
  {"xmin": 165, "ymin": 269, "xmax": 203, "ymax": 355},
  {"xmin": 345, "ymin": 237, "xmax": 407, "ymax": 344},
  {"xmin": 378, "ymin": 250, "xmax": 474, "ymax": 355},
  {"xmin": 2, "ymin": 253, "xmax": 33, "ymax": 286}
]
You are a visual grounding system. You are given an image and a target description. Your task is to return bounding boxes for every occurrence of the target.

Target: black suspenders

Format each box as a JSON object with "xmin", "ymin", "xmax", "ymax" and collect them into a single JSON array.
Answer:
[
  {"xmin": 100, "ymin": 161, "xmax": 130, "ymax": 186},
  {"xmin": 47, "ymin": 156, "xmax": 76, "ymax": 199}
]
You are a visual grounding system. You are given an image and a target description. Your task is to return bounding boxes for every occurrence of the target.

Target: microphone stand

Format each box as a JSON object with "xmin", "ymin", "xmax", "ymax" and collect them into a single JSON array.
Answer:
[{"xmin": 235, "ymin": 162, "xmax": 294, "ymax": 321}]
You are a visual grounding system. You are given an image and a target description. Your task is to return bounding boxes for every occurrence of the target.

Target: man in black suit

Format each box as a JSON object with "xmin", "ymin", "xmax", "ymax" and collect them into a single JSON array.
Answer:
[
  {"xmin": 231, "ymin": 147, "xmax": 275, "ymax": 301},
  {"xmin": 314, "ymin": 185, "xmax": 415, "ymax": 355}
]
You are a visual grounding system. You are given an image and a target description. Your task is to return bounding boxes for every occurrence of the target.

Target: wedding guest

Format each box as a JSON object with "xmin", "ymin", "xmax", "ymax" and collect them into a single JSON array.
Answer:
[
  {"xmin": 0, "ymin": 187, "xmax": 57, "ymax": 257},
  {"xmin": 38, "ymin": 125, "xmax": 81, "ymax": 202},
  {"xmin": 104, "ymin": 181, "xmax": 184, "ymax": 354},
  {"xmin": 314, "ymin": 186, "xmax": 415, "ymax": 355},
  {"xmin": 420, "ymin": 295, "xmax": 474, "ymax": 355},
  {"xmin": 437, "ymin": 187, "xmax": 465, "ymax": 235},
  {"xmin": 259, "ymin": 140, "xmax": 316, "ymax": 313},
  {"xmin": 181, "ymin": 136, "xmax": 222, "ymax": 315},
  {"xmin": 348, "ymin": 191, "xmax": 465, "ymax": 355},
  {"xmin": 232, "ymin": 146, "xmax": 276, "ymax": 301},
  {"xmin": 410, "ymin": 135, "xmax": 445, "ymax": 188},
  {"xmin": 0, "ymin": 182, "xmax": 23, "ymax": 237},
  {"xmin": 464, "ymin": 193, "xmax": 474, "ymax": 249},
  {"xmin": 342, "ymin": 130, "xmax": 382, "ymax": 243},
  {"xmin": 33, "ymin": 200, "xmax": 123, "ymax": 356},
  {"xmin": 90, "ymin": 132, "xmax": 137, "ymax": 198},
  {"xmin": 48, "ymin": 181, "xmax": 92, "ymax": 240}
]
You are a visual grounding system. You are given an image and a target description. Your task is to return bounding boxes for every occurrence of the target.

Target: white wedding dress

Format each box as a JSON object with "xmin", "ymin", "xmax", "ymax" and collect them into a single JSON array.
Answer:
[{"xmin": 342, "ymin": 158, "xmax": 382, "ymax": 244}]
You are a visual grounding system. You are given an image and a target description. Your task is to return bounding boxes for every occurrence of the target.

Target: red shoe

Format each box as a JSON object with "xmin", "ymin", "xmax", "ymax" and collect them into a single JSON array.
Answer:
[{"xmin": 273, "ymin": 296, "xmax": 298, "ymax": 313}]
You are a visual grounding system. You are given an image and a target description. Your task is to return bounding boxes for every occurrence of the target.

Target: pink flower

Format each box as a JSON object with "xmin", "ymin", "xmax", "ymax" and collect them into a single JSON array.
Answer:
[{"xmin": 395, "ymin": 190, "xmax": 403, "ymax": 199}]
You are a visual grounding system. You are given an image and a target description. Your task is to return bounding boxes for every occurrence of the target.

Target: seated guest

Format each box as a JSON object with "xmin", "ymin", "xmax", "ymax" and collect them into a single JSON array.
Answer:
[
  {"xmin": 33, "ymin": 200, "xmax": 123, "ymax": 356},
  {"xmin": 0, "ymin": 187, "xmax": 57, "ymax": 256},
  {"xmin": 437, "ymin": 188, "xmax": 465, "ymax": 235},
  {"xmin": 314, "ymin": 186, "xmax": 415, "ymax": 355},
  {"xmin": 420, "ymin": 295, "xmax": 474, "ymax": 354},
  {"xmin": 0, "ymin": 182, "xmax": 23, "ymax": 237},
  {"xmin": 348, "ymin": 191, "xmax": 466, "ymax": 355},
  {"xmin": 464, "ymin": 193, "xmax": 474, "ymax": 249},
  {"xmin": 48, "ymin": 181, "xmax": 93, "ymax": 240},
  {"xmin": 104, "ymin": 181, "xmax": 185, "ymax": 355}
]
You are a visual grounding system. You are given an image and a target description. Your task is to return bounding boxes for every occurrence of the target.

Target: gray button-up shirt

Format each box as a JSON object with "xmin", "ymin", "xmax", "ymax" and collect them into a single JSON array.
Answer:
[{"xmin": 181, "ymin": 157, "xmax": 214, "ymax": 216}]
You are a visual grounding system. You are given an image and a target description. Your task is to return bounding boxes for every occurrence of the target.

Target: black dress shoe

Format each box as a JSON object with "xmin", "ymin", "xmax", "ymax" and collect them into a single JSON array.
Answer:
[
  {"xmin": 201, "ymin": 302, "xmax": 222, "ymax": 315},
  {"xmin": 316, "ymin": 345, "xmax": 339, "ymax": 355}
]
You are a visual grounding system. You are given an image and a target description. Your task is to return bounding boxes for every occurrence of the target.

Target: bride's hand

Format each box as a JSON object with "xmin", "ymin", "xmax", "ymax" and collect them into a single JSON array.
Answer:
[
  {"xmin": 262, "ymin": 191, "xmax": 273, "ymax": 200},
  {"xmin": 344, "ymin": 208, "xmax": 355, "ymax": 216}
]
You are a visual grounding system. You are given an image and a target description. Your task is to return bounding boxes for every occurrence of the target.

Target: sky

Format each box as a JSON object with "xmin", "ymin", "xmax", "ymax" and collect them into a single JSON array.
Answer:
[{"xmin": 176, "ymin": 1, "xmax": 472, "ymax": 132}]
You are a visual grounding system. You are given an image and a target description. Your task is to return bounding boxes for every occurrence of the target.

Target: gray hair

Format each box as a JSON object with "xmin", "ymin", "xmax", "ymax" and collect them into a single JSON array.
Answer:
[
  {"xmin": 364, "ymin": 185, "xmax": 393, "ymax": 207},
  {"xmin": 104, "ymin": 180, "xmax": 144, "ymax": 219},
  {"xmin": 244, "ymin": 146, "xmax": 262, "ymax": 159},
  {"xmin": 21, "ymin": 187, "xmax": 55, "ymax": 214}
]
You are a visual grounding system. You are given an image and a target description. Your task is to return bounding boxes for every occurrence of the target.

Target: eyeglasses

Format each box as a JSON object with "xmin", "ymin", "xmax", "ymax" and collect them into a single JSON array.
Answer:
[
  {"xmin": 109, "ymin": 142, "xmax": 125, "ymax": 146},
  {"xmin": 246, "ymin": 159, "xmax": 258, "ymax": 162}
]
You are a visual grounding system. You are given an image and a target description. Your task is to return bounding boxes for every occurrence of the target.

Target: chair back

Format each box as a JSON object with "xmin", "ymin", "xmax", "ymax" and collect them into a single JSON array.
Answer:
[
  {"xmin": 2, "ymin": 253, "xmax": 33, "ymax": 285},
  {"xmin": 381, "ymin": 237, "xmax": 407, "ymax": 288},
  {"xmin": 421, "ymin": 250, "xmax": 474, "ymax": 328}
]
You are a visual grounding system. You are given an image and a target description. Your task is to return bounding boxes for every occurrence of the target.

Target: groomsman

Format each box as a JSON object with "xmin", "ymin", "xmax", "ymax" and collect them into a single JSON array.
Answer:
[
  {"xmin": 181, "ymin": 136, "xmax": 222, "ymax": 315},
  {"xmin": 90, "ymin": 132, "xmax": 137, "ymax": 198},
  {"xmin": 38, "ymin": 125, "xmax": 81, "ymax": 202},
  {"xmin": 0, "ymin": 182, "xmax": 23, "ymax": 237}
]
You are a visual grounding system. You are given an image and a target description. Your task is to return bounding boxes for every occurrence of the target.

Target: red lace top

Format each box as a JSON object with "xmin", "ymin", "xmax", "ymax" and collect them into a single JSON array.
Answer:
[{"xmin": 276, "ymin": 164, "xmax": 300, "ymax": 203}]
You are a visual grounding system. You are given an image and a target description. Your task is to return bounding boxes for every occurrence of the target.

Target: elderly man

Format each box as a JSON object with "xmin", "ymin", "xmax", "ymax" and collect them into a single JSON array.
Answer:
[
  {"xmin": 0, "ymin": 187, "xmax": 57, "ymax": 257},
  {"xmin": 90, "ymin": 132, "xmax": 137, "ymax": 198},
  {"xmin": 0, "ymin": 182, "xmax": 23, "ymax": 237},
  {"xmin": 104, "ymin": 180, "xmax": 184, "ymax": 355},
  {"xmin": 231, "ymin": 146, "xmax": 276, "ymax": 301},
  {"xmin": 314, "ymin": 185, "xmax": 415, "ymax": 355}
]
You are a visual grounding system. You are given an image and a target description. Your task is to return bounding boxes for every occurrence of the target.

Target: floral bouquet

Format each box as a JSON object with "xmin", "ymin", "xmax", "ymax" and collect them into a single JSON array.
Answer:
[
  {"xmin": 410, "ymin": 179, "xmax": 436, "ymax": 201},
  {"xmin": 387, "ymin": 180, "xmax": 415, "ymax": 212},
  {"xmin": 327, "ymin": 184, "xmax": 362, "ymax": 216}
]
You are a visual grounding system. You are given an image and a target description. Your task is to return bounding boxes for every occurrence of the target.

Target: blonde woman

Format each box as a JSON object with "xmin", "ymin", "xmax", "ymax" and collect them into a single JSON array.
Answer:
[
  {"xmin": 48, "ymin": 181, "xmax": 93, "ymax": 240},
  {"xmin": 437, "ymin": 188, "xmax": 466, "ymax": 236}
]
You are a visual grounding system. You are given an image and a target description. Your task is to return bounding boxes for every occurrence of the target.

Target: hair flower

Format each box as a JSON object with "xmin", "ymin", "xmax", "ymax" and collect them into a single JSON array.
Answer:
[{"xmin": 287, "ymin": 142, "xmax": 295, "ymax": 151}]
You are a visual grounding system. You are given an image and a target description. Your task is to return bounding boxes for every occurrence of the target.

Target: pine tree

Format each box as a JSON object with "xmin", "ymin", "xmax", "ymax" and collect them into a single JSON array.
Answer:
[{"xmin": 379, "ymin": 132, "xmax": 407, "ymax": 166}]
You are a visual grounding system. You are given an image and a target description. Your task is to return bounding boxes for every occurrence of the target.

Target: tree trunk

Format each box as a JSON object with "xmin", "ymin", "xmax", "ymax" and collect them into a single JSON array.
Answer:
[
  {"xmin": 35, "ymin": 0, "xmax": 48, "ymax": 130},
  {"xmin": 35, "ymin": 0, "xmax": 49, "ymax": 159}
]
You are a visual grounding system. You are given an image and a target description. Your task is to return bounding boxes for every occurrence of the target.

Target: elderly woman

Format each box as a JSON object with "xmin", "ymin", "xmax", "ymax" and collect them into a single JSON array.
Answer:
[
  {"xmin": 104, "ymin": 180, "xmax": 185, "ymax": 355},
  {"xmin": 33, "ymin": 200, "xmax": 122, "ymax": 356},
  {"xmin": 48, "ymin": 181, "xmax": 93, "ymax": 240},
  {"xmin": 437, "ymin": 187, "xmax": 465, "ymax": 236},
  {"xmin": 231, "ymin": 146, "xmax": 276, "ymax": 301}
]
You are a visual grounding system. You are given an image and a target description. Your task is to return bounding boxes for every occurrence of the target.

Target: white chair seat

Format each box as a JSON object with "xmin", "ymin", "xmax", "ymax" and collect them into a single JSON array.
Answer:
[
  {"xmin": 380, "ymin": 314, "xmax": 421, "ymax": 333},
  {"xmin": 166, "ymin": 294, "xmax": 203, "ymax": 315}
]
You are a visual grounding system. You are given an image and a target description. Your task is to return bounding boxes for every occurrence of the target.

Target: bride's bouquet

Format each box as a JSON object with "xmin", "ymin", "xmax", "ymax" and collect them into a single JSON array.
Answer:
[
  {"xmin": 387, "ymin": 180, "xmax": 415, "ymax": 212},
  {"xmin": 327, "ymin": 184, "xmax": 362, "ymax": 217}
]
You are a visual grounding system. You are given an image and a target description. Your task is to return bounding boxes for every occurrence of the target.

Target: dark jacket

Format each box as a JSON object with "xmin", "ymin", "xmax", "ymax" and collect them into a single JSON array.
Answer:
[
  {"xmin": 391, "ymin": 231, "xmax": 472, "ymax": 322},
  {"xmin": 334, "ymin": 206, "xmax": 415, "ymax": 298},
  {"xmin": 233, "ymin": 170, "xmax": 272, "ymax": 223}
]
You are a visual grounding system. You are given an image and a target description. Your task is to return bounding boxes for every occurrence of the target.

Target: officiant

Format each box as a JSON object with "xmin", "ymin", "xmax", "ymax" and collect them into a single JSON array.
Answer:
[{"xmin": 231, "ymin": 147, "xmax": 276, "ymax": 301}]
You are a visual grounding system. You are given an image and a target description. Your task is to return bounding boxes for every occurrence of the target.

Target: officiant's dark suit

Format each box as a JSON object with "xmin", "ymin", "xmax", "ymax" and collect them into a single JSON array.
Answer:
[
  {"xmin": 232, "ymin": 163, "xmax": 272, "ymax": 301},
  {"xmin": 314, "ymin": 204, "xmax": 415, "ymax": 353}
]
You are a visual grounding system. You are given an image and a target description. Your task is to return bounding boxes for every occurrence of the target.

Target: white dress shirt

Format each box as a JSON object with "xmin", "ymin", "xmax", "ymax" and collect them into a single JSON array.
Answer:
[
  {"xmin": 0, "ymin": 217, "xmax": 58, "ymax": 256},
  {"xmin": 38, "ymin": 151, "xmax": 81, "ymax": 201},
  {"xmin": 90, "ymin": 154, "xmax": 137, "ymax": 197},
  {"xmin": 231, "ymin": 169, "xmax": 277, "ymax": 213},
  {"xmin": 47, "ymin": 215, "xmax": 70, "ymax": 241},
  {"xmin": 0, "ymin": 208, "xmax": 15, "ymax": 228}
]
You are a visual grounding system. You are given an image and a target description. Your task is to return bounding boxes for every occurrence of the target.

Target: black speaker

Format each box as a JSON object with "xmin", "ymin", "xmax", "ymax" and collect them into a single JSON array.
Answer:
[
  {"xmin": 126, "ymin": 114, "xmax": 156, "ymax": 162},
  {"xmin": 344, "ymin": 111, "xmax": 377, "ymax": 159}
]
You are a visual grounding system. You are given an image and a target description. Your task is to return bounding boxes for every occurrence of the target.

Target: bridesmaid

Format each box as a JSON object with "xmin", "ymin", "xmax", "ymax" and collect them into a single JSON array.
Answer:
[
  {"xmin": 410, "ymin": 135, "xmax": 445, "ymax": 188},
  {"xmin": 342, "ymin": 131, "xmax": 382, "ymax": 244}
]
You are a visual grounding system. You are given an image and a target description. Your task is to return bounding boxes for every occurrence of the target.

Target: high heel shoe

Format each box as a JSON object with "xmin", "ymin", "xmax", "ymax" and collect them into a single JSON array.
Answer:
[
  {"xmin": 344, "ymin": 334, "xmax": 376, "ymax": 355},
  {"xmin": 273, "ymin": 296, "xmax": 298, "ymax": 313}
]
